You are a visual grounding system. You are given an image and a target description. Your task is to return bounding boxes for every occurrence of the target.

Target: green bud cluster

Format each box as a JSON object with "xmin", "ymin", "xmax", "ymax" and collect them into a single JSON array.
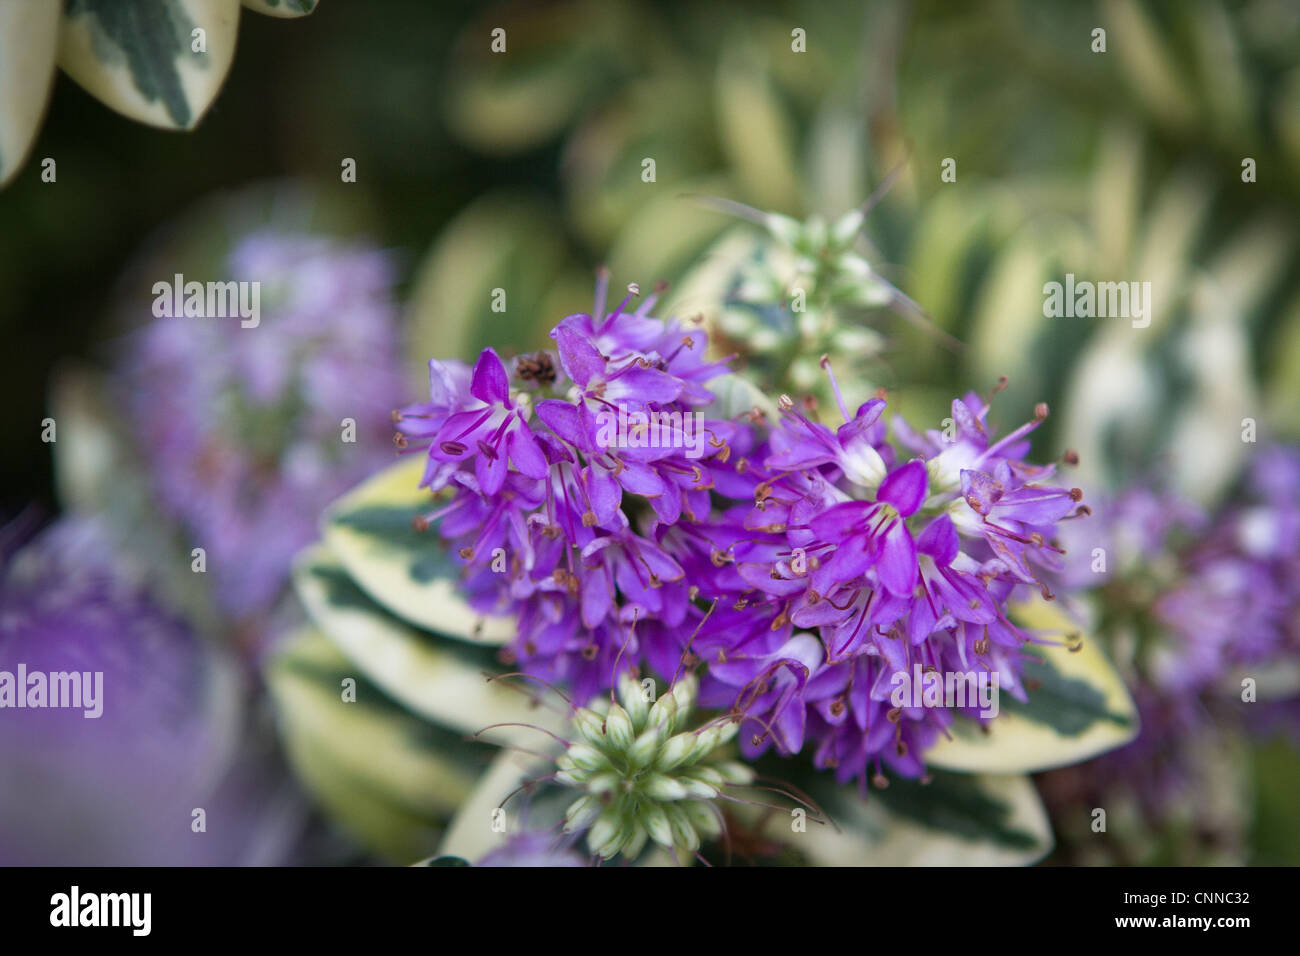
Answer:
[
  {"xmin": 556, "ymin": 672, "xmax": 753, "ymax": 861},
  {"xmin": 747, "ymin": 208, "xmax": 894, "ymax": 313},
  {"xmin": 708, "ymin": 207, "xmax": 893, "ymax": 408}
]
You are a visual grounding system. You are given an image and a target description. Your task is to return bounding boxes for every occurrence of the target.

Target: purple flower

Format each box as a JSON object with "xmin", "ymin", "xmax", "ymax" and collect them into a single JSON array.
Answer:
[
  {"xmin": 713, "ymin": 370, "xmax": 1084, "ymax": 785},
  {"xmin": 396, "ymin": 293, "xmax": 1087, "ymax": 785},
  {"xmin": 1064, "ymin": 450, "xmax": 1298, "ymax": 699},
  {"xmin": 1049, "ymin": 445, "xmax": 1300, "ymax": 822},
  {"xmin": 806, "ymin": 458, "xmax": 929, "ymax": 598},
  {"xmin": 394, "ymin": 274, "xmax": 740, "ymax": 703},
  {"xmin": 0, "ymin": 517, "xmax": 301, "ymax": 865},
  {"xmin": 121, "ymin": 231, "xmax": 405, "ymax": 621},
  {"xmin": 426, "ymin": 349, "xmax": 550, "ymax": 495},
  {"xmin": 476, "ymin": 831, "xmax": 587, "ymax": 867}
]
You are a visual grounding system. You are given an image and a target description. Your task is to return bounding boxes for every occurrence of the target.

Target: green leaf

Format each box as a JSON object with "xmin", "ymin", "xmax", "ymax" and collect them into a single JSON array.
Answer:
[
  {"xmin": 0, "ymin": 0, "xmax": 60, "ymax": 186},
  {"xmin": 48, "ymin": 365, "xmax": 224, "ymax": 634},
  {"xmin": 904, "ymin": 189, "xmax": 991, "ymax": 337},
  {"xmin": 437, "ymin": 749, "xmax": 550, "ymax": 863},
  {"xmin": 1265, "ymin": 289, "xmax": 1300, "ymax": 437},
  {"xmin": 761, "ymin": 769, "xmax": 1052, "ymax": 866},
  {"xmin": 714, "ymin": 48, "xmax": 801, "ymax": 214},
  {"xmin": 265, "ymin": 626, "xmax": 491, "ymax": 862},
  {"xmin": 442, "ymin": 0, "xmax": 640, "ymax": 154},
  {"xmin": 241, "ymin": 0, "xmax": 316, "ymax": 18},
  {"xmin": 1161, "ymin": 215, "xmax": 1287, "ymax": 504},
  {"xmin": 604, "ymin": 184, "xmax": 732, "ymax": 290},
  {"xmin": 1104, "ymin": 0, "xmax": 1198, "ymax": 132},
  {"xmin": 560, "ymin": 71, "xmax": 724, "ymax": 249},
  {"xmin": 967, "ymin": 235, "xmax": 1055, "ymax": 395},
  {"xmin": 1249, "ymin": 737, "xmax": 1300, "ymax": 865},
  {"xmin": 58, "ymin": 0, "xmax": 240, "ymax": 130},
  {"xmin": 926, "ymin": 597, "xmax": 1139, "ymax": 775},
  {"xmin": 406, "ymin": 192, "xmax": 579, "ymax": 373},
  {"xmin": 293, "ymin": 541, "xmax": 543, "ymax": 736},
  {"xmin": 320, "ymin": 454, "xmax": 515, "ymax": 645}
]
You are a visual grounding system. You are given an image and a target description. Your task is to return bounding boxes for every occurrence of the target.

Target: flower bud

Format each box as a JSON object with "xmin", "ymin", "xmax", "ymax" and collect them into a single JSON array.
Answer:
[
  {"xmin": 587, "ymin": 812, "xmax": 623, "ymax": 859},
  {"xmin": 669, "ymin": 673, "xmax": 698, "ymax": 714},
  {"xmin": 566, "ymin": 743, "xmax": 609, "ymax": 773},
  {"xmin": 572, "ymin": 707, "xmax": 606, "ymax": 747},
  {"xmin": 642, "ymin": 773, "xmax": 689, "ymax": 801},
  {"xmin": 563, "ymin": 795, "xmax": 602, "ymax": 832},
  {"xmin": 618, "ymin": 672, "xmax": 651, "ymax": 726},
  {"xmin": 627, "ymin": 726, "xmax": 662, "ymax": 769},
  {"xmin": 640, "ymin": 802, "xmax": 674, "ymax": 848},
  {"xmin": 604, "ymin": 703, "xmax": 635, "ymax": 751},
  {"xmin": 665, "ymin": 805, "xmax": 701, "ymax": 852},
  {"xmin": 648, "ymin": 692, "xmax": 679, "ymax": 733},
  {"xmin": 654, "ymin": 732, "xmax": 697, "ymax": 772},
  {"xmin": 714, "ymin": 760, "xmax": 755, "ymax": 785}
]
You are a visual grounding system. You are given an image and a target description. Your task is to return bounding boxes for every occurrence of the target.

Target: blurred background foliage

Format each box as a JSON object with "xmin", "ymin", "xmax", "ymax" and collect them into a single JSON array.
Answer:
[{"xmin": 3, "ymin": 0, "xmax": 1298, "ymax": 863}]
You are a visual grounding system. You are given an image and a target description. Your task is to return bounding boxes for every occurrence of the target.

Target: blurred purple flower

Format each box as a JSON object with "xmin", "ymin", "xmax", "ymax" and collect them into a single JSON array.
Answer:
[
  {"xmin": 0, "ymin": 517, "xmax": 306, "ymax": 865},
  {"xmin": 476, "ymin": 830, "xmax": 587, "ymax": 867},
  {"xmin": 120, "ymin": 232, "xmax": 404, "ymax": 619},
  {"xmin": 1049, "ymin": 445, "xmax": 1300, "ymax": 820}
]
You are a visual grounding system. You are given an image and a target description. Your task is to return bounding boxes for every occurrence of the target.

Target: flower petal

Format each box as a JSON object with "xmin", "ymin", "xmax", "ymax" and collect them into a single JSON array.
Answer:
[
  {"xmin": 915, "ymin": 514, "xmax": 959, "ymax": 565},
  {"xmin": 877, "ymin": 460, "xmax": 928, "ymax": 516},
  {"xmin": 553, "ymin": 326, "xmax": 605, "ymax": 387},
  {"xmin": 470, "ymin": 348, "xmax": 510, "ymax": 404},
  {"xmin": 875, "ymin": 520, "xmax": 918, "ymax": 596}
]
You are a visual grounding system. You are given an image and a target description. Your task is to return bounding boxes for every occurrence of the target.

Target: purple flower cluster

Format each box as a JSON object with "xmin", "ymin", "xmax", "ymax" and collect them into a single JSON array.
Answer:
[
  {"xmin": 397, "ymin": 274, "xmax": 1086, "ymax": 784},
  {"xmin": 1154, "ymin": 446, "xmax": 1300, "ymax": 694},
  {"xmin": 1063, "ymin": 446, "xmax": 1300, "ymax": 698},
  {"xmin": 122, "ymin": 231, "xmax": 404, "ymax": 619},
  {"xmin": 396, "ymin": 275, "xmax": 735, "ymax": 699},
  {"xmin": 0, "ymin": 517, "xmax": 290, "ymax": 865},
  {"xmin": 703, "ymin": 377, "xmax": 1084, "ymax": 783},
  {"xmin": 1049, "ymin": 446, "xmax": 1300, "ymax": 818}
]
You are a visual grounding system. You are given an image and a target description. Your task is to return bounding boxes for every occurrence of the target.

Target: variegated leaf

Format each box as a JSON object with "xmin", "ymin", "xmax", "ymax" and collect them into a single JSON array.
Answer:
[
  {"xmin": 58, "ymin": 0, "xmax": 240, "ymax": 130},
  {"xmin": 266, "ymin": 626, "xmax": 491, "ymax": 862},
  {"xmin": 926, "ymin": 597, "xmax": 1138, "ymax": 774},
  {"xmin": 320, "ymin": 454, "xmax": 515, "ymax": 644},
  {"xmin": 761, "ymin": 770, "xmax": 1053, "ymax": 866},
  {"xmin": 293, "ymin": 541, "xmax": 544, "ymax": 736},
  {"xmin": 241, "ymin": 0, "xmax": 316, "ymax": 18},
  {"xmin": 441, "ymin": 750, "xmax": 1052, "ymax": 866},
  {"xmin": 0, "ymin": 0, "xmax": 61, "ymax": 185}
]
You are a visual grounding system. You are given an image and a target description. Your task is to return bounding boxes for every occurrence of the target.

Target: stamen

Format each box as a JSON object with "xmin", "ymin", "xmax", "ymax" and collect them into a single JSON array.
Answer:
[
  {"xmin": 593, "ymin": 266, "xmax": 610, "ymax": 323},
  {"xmin": 819, "ymin": 354, "xmax": 852, "ymax": 423}
]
